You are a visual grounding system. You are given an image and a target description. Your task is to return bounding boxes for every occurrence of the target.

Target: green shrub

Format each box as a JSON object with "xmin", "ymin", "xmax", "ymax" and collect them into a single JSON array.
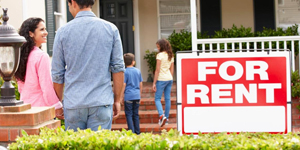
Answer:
[
  {"xmin": 144, "ymin": 49, "xmax": 157, "ymax": 74},
  {"xmin": 168, "ymin": 30, "xmax": 209, "ymax": 53},
  {"xmin": 291, "ymin": 70, "xmax": 300, "ymax": 98},
  {"xmin": 168, "ymin": 24, "xmax": 299, "ymax": 56},
  {"xmin": 213, "ymin": 24, "xmax": 254, "ymax": 38},
  {"xmin": 8, "ymin": 127, "xmax": 300, "ymax": 150},
  {"xmin": 255, "ymin": 25, "xmax": 299, "ymax": 56},
  {"xmin": 0, "ymin": 77, "xmax": 3, "ymax": 87}
]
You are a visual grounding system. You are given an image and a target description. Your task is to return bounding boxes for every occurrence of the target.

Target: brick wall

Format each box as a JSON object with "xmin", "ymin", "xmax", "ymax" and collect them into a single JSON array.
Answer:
[
  {"xmin": 0, "ymin": 104, "xmax": 60, "ymax": 147},
  {"xmin": 292, "ymin": 98, "xmax": 300, "ymax": 132}
]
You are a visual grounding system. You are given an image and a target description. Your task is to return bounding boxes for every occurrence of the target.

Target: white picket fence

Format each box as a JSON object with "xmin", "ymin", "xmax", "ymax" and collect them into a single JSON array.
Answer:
[
  {"xmin": 189, "ymin": 0, "xmax": 300, "ymax": 72},
  {"xmin": 195, "ymin": 36, "xmax": 300, "ymax": 72}
]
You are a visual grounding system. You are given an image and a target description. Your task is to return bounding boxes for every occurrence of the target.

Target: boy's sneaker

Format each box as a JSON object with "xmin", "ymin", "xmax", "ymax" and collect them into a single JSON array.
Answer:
[{"xmin": 159, "ymin": 117, "xmax": 167, "ymax": 127}]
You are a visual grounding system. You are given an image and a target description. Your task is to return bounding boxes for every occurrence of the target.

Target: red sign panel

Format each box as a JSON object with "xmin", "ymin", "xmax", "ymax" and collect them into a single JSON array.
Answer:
[{"xmin": 178, "ymin": 53, "xmax": 291, "ymax": 134}]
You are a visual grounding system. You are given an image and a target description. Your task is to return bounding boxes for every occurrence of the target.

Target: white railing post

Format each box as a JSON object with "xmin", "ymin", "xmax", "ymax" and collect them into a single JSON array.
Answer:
[{"xmin": 292, "ymin": 40, "xmax": 295, "ymax": 71}]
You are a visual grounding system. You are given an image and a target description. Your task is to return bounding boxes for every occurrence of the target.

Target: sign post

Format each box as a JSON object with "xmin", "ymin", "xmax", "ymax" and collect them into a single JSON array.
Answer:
[{"xmin": 177, "ymin": 51, "xmax": 291, "ymax": 134}]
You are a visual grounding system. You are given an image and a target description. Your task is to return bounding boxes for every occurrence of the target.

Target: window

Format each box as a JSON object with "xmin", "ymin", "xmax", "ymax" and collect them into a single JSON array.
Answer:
[
  {"xmin": 45, "ymin": 0, "xmax": 57, "ymax": 56},
  {"xmin": 277, "ymin": 0, "xmax": 300, "ymax": 26},
  {"xmin": 157, "ymin": 0, "xmax": 198, "ymax": 39},
  {"xmin": 278, "ymin": 0, "xmax": 284, "ymax": 6}
]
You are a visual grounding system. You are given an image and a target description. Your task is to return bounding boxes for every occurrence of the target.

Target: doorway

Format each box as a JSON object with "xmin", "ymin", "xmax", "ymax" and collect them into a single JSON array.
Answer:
[{"xmin": 100, "ymin": 0, "xmax": 135, "ymax": 54}]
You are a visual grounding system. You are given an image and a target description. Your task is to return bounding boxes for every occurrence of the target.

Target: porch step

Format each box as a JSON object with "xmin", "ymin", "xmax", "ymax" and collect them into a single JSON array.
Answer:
[
  {"xmin": 112, "ymin": 123, "xmax": 177, "ymax": 134},
  {"xmin": 121, "ymin": 98, "xmax": 177, "ymax": 111},
  {"xmin": 113, "ymin": 110, "xmax": 177, "ymax": 124},
  {"xmin": 113, "ymin": 82, "xmax": 178, "ymax": 134},
  {"xmin": 141, "ymin": 82, "xmax": 176, "ymax": 98}
]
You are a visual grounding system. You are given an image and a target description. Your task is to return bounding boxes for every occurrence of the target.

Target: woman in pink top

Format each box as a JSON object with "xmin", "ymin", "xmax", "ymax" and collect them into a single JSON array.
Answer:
[{"xmin": 14, "ymin": 18, "xmax": 64, "ymax": 119}]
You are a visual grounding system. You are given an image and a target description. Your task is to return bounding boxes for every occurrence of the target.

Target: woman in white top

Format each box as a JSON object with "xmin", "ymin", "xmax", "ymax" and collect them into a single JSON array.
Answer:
[{"xmin": 152, "ymin": 39, "xmax": 174, "ymax": 127}]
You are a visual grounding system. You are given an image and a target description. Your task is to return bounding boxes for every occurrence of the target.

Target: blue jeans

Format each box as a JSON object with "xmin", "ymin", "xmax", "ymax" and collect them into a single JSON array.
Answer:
[
  {"xmin": 124, "ymin": 100, "xmax": 140, "ymax": 134},
  {"xmin": 64, "ymin": 105, "xmax": 113, "ymax": 131},
  {"xmin": 155, "ymin": 80, "xmax": 173, "ymax": 119}
]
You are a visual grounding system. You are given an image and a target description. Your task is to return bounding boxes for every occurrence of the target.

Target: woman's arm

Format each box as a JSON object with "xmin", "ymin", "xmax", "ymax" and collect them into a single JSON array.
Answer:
[
  {"xmin": 170, "ymin": 62, "xmax": 174, "ymax": 76},
  {"xmin": 38, "ymin": 54, "xmax": 62, "ymax": 109},
  {"xmin": 153, "ymin": 59, "xmax": 161, "ymax": 92}
]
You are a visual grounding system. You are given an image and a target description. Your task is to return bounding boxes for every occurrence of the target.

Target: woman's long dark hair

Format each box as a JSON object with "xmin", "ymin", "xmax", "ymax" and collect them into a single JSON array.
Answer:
[
  {"xmin": 15, "ymin": 18, "xmax": 44, "ymax": 82},
  {"xmin": 156, "ymin": 39, "xmax": 173, "ymax": 61}
]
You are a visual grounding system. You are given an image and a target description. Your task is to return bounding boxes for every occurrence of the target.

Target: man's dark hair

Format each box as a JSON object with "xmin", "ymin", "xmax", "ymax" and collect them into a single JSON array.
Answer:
[
  {"xmin": 68, "ymin": 0, "xmax": 95, "ymax": 9},
  {"xmin": 124, "ymin": 53, "xmax": 135, "ymax": 66}
]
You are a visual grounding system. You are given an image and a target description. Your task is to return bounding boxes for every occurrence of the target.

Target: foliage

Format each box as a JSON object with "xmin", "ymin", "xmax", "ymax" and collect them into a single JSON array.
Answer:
[
  {"xmin": 291, "ymin": 70, "xmax": 300, "ymax": 112},
  {"xmin": 0, "ymin": 77, "xmax": 20, "ymax": 100},
  {"xmin": 8, "ymin": 127, "xmax": 300, "ymax": 150},
  {"xmin": 213, "ymin": 24, "xmax": 254, "ymax": 38},
  {"xmin": 143, "ymin": 49, "xmax": 157, "ymax": 74},
  {"xmin": 168, "ymin": 30, "xmax": 209, "ymax": 54},
  {"xmin": 0, "ymin": 77, "xmax": 3, "ymax": 87},
  {"xmin": 291, "ymin": 70, "xmax": 300, "ymax": 98},
  {"xmin": 255, "ymin": 25, "xmax": 299, "ymax": 56},
  {"xmin": 11, "ymin": 80, "xmax": 20, "ymax": 100},
  {"xmin": 167, "ymin": 24, "xmax": 299, "ymax": 55}
]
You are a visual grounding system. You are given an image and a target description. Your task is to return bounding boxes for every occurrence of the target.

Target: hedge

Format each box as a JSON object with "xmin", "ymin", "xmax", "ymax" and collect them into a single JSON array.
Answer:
[
  {"xmin": 8, "ymin": 127, "xmax": 300, "ymax": 150},
  {"xmin": 168, "ymin": 24, "xmax": 299, "ymax": 56}
]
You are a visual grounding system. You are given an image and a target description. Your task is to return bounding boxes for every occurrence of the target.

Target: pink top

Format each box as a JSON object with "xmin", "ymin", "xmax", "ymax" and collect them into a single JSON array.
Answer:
[{"xmin": 17, "ymin": 46, "xmax": 62, "ymax": 109}]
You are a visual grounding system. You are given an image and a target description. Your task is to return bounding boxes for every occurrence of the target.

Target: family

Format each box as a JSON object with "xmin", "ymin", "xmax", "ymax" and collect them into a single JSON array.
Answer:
[{"xmin": 14, "ymin": 0, "xmax": 174, "ymax": 133}]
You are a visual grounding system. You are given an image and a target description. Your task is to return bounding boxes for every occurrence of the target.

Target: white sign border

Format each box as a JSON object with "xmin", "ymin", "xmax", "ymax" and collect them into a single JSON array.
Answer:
[{"xmin": 176, "ymin": 51, "xmax": 292, "ymax": 134}]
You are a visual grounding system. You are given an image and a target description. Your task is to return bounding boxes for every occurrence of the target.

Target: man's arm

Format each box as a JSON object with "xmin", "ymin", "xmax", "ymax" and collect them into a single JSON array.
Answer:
[
  {"xmin": 53, "ymin": 83, "xmax": 64, "ymax": 102},
  {"xmin": 112, "ymin": 72, "xmax": 124, "ymax": 120},
  {"xmin": 53, "ymin": 82, "xmax": 64, "ymax": 120},
  {"xmin": 51, "ymin": 29, "xmax": 66, "ymax": 120},
  {"xmin": 110, "ymin": 27, "xmax": 125, "ymax": 120},
  {"xmin": 120, "ymin": 83, "xmax": 126, "ymax": 105}
]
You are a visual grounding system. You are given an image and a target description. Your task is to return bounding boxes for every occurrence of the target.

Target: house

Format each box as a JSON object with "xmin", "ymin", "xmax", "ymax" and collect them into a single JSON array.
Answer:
[{"xmin": 1, "ymin": 0, "xmax": 299, "ymax": 81}]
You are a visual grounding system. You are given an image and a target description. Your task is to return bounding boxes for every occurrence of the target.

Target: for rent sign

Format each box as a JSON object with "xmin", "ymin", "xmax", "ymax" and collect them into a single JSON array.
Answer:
[{"xmin": 176, "ymin": 51, "xmax": 291, "ymax": 134}]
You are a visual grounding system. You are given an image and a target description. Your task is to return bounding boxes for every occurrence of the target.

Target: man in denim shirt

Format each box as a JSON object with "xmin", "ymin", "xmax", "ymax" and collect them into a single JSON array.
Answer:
[{"xmin": 51, "ymin": 0, "xmax": 125, "ymax": 131}]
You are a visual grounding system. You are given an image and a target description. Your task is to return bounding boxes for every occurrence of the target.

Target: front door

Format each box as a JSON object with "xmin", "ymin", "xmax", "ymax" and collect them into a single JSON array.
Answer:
[{"xmin": 100, "ymin": 0, "xmax": 134, "ymax": 54}]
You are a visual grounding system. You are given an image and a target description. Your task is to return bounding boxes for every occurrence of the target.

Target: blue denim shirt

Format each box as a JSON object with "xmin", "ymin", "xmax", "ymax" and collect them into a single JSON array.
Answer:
[{"xmin": 51, "ymin": 11, "xmax": 125, "ymax": 109}]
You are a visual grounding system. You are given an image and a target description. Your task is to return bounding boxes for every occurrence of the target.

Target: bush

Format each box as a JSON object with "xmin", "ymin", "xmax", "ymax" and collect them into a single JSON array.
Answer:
[
  {"xmin": 168, "ymin": 30, "xmax": 209, "ymax": 54},
  {"xmin": 168, "ymin": 24, "xmax": 299, "ymax": 56},
  {"xmin": 8, "ymin": 127, "xmax": 300, "ymax": 150},
  {"xmin": 143, "ymin": 49, "xmax": 157, "ymax": 74},
  {"xmin": 291, "ymin": 70, "xmax": 300, "ymax": 98},
  {"xmin": 213, "ymin": 24, "xmax": 254, "ymax": 38}
]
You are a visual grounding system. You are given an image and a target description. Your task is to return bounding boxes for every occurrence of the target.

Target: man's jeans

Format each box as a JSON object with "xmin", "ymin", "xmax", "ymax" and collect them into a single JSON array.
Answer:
[
  {"xmin": 64, "ymin": 105, "xmax": 113, "ymax": 131},
  {"xmin": 124, "ymin": 100, "xmax": 140, "ymax": 134},
  {"xmin": 155, "ymin": 80, "xmax": 173, "ymax": 119}
]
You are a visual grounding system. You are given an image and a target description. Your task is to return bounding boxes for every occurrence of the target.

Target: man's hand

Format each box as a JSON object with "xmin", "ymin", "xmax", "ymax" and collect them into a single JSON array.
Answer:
[
  {"xmin": 113, "ymin": 101, "xmax": 121, "ymax": 121},
  {"xmin": 55, "ymin": 108, "xmax": 64, "ymax": 120}
]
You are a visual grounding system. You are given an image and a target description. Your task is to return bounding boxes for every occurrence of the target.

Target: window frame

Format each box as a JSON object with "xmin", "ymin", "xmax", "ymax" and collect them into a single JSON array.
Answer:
[{"xmin": 157, "ymin": 0, "xmax": 200, "ymax": 39}]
